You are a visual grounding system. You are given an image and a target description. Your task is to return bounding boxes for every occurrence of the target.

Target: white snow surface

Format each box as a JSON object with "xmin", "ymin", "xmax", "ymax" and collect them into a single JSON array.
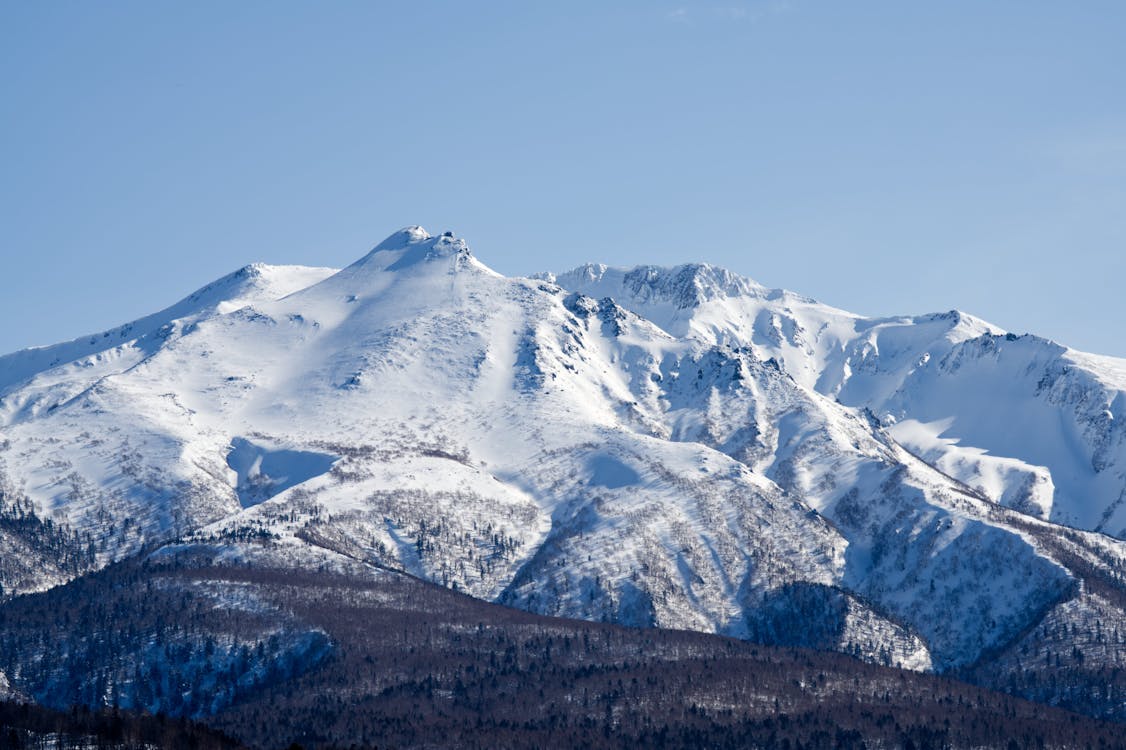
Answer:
[{"xmin": 2, "ymin": 227, "xmax": 1125, "ymax": 673}]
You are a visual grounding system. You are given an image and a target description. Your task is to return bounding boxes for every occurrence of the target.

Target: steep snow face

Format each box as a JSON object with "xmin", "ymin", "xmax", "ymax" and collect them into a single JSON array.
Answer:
[
  {"xmin": 881, "ymin": 334, "xmax": 1126, "ymax": 535},
  {"xmin": 2, "ymin": 227, "xmax": 1125, "ymax": 676},
  {"xmin": 887, "ymin": 417, "xmax": 1056, "ymax": 519},
  {"xmin": 552, "ymin": 263, "xmax": 1126, "ymax": 539}
]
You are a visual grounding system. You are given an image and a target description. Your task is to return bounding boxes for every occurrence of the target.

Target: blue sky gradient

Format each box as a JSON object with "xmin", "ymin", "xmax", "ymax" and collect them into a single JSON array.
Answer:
[{"xmin": 2, "ymin": 1, "xmax": 1124, "ymax": 355}]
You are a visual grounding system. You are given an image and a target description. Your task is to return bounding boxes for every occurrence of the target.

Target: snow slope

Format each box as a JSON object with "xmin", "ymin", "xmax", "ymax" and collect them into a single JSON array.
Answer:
[
  {"xmin": 1, "ymin": 228, "xmax": 1125, "ymax": 679},
  {"xmin": 549, "ymin": 263, "xmax": 1126, "ymax": 537}
]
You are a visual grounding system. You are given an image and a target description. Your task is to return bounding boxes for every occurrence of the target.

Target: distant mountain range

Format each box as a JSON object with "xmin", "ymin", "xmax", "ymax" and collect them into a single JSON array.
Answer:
[{"xmin": 1, "ymin": 227, "xmax": 1124, "ymax": 743}]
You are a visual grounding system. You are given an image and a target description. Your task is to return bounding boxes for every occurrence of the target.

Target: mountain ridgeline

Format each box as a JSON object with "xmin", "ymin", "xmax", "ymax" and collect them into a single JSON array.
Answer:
[{"xmin": 1, "ymin": 227, "xmax": 1125, "ymax": 745}]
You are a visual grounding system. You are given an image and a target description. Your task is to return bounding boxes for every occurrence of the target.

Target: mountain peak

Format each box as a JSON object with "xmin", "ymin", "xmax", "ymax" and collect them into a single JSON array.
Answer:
[
  {"xmin": 546, "ymin": 262, "xmax": 763, "ymax": 310},
  {"xmin": 374, "ymin": 225, "xmax": 432, "ymax": 250},
  {"xmin": 344, "ymin": 226, "xmax": 485, "ymax": 275},
  {"xmin": 624, "ymin": 263, "xmax": 763, "ymax": 308}
]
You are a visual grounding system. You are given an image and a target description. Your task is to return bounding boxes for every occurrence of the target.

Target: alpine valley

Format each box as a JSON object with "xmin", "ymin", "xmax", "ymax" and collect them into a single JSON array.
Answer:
[{"xmin": 1, "ymin": 227, "xmax": 1125, "ymax": 749}]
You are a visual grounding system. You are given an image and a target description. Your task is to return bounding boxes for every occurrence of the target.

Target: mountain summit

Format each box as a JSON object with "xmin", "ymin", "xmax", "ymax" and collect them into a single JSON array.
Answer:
[{"xmin": 348, "ymin": 225, "xmax": 484, "ymax": 273}]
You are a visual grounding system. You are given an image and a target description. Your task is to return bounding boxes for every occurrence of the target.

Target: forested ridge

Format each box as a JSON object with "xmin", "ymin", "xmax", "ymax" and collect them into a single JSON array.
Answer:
[{"xmin": 0, "ymin": 546, "xmax": 1121, "ymax": 749}]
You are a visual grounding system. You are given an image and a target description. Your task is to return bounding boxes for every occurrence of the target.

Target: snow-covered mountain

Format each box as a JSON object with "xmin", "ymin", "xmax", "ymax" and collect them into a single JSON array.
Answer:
[
  {"xmin": 2, "ymin": 228, "xmax": 1126, "ymax": 700},
  {"xmin": 548, "ymin": 263, "xmax": 1126, "ymax": 537}
]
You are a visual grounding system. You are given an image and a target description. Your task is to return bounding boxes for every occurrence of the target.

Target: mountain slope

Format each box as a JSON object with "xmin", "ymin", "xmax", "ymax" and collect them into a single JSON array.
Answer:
[
  {"xmin": 0, "ymin": 228, "xmax": 1124, "ymax": 714},
  {"xmin": 549, "ymin": 262, "xmax": 1126, "ymax": 537},
  {"xmin": 0, "ymin": 262, "xmax": 336, "ymax": 399}
]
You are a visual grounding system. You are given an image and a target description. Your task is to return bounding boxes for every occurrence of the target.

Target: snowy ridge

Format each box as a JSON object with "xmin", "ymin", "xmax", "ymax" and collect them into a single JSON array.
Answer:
[
  {"xmin": 543, "ymin": 262, "xmax": 768, "ymax": 310},
  {"xmin": 1, "ymin": 227, "xmax": 1125, "ymax": 685},
  {"xmin": 0, "ymin": 262, "xmax": 336, "ymax": 407},
  {"xmin": 555, "ymin": 262, "xmax": 1126, "ymax": 537}
]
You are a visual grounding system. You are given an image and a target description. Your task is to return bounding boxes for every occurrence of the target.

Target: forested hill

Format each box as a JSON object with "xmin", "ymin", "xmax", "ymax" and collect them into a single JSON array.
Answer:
[{"xmin": 0, "ymin": 542, "xmax": 1121, "ymax": 750}]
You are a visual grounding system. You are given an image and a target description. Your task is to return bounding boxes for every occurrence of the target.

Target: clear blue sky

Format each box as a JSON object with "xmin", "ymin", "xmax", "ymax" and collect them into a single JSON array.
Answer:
[{"xmin": 2, "ymin": 1, "xmax": 1125, "ymax": 356}]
